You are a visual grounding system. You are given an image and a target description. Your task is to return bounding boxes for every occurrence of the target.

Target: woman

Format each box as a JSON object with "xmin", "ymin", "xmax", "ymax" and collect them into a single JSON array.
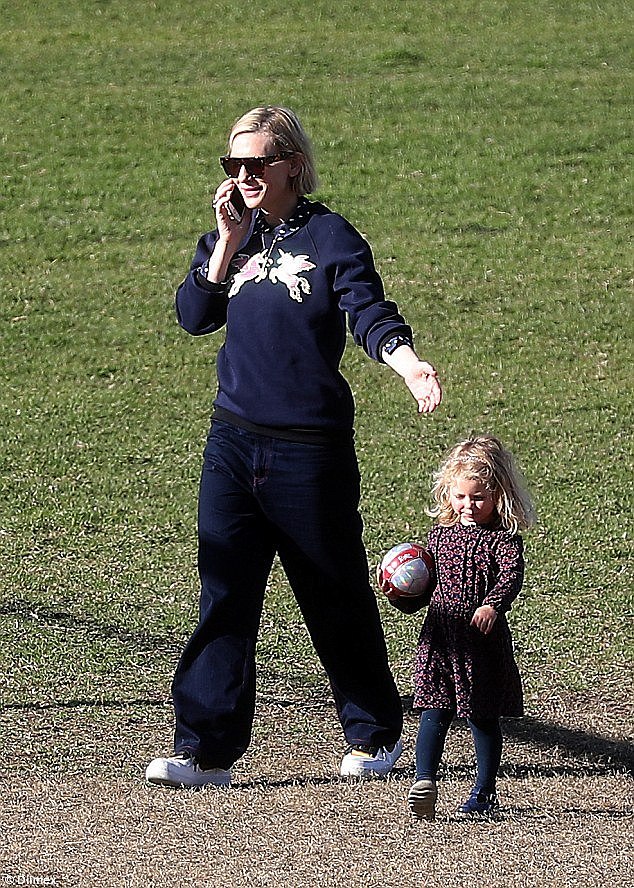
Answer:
[{"xmin": 146, "ymin": 106, "xmax": 442, "ymax": 787}]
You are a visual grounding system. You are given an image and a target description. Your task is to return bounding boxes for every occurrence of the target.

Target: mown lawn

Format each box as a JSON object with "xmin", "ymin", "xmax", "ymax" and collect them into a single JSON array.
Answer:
[{"xmin": 0, "ymin": 2, "xmax": 631, "ymax": 885}]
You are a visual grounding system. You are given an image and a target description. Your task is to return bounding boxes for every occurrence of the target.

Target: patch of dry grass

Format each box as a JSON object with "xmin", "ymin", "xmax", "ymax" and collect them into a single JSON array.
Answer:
[
  {"xmin": 1, "ymin": 773, "xmax": 631, "ymax": 888},
  {"xmin": 1, "ymin": 689, "xmax": 631, "ymax": 887}
]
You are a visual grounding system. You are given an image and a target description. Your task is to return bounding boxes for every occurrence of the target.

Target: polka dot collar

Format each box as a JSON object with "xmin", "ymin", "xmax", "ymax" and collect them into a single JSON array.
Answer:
[{"xmin": 253, "ymin": 197, "xmax": 313, "ymax": 239}]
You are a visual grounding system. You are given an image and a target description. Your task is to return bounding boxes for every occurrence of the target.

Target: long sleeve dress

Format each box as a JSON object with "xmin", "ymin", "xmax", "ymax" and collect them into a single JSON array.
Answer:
[{"xmin": 413, "ymin": 522, "xmax": 525, "ymax": 720}]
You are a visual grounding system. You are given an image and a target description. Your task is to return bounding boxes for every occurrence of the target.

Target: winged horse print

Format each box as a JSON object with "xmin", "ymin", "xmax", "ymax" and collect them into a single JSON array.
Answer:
[
  {"xmin": 228, "ymin": 248, "xmax": 315, "ymax": 302},
  {"xmin": 268, "ymin": 250, "xmax": 316, "ymax": 302}
]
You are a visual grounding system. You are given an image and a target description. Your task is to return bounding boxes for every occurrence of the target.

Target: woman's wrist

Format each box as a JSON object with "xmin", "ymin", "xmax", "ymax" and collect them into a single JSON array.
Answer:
[
  {"xmin": 383, "ymin": 343, "xmax": 436, "ymax": 378},
  {"xmin": 202, "ymin": 239, "xmax": 235, "ymax": 283},
  {"xmin": 381, "ymin": 334, "xmax": 413, "ymax": 357},
  {"xmin": 195, "ymin": 264, "xmax": 229, "ymax": 291}
]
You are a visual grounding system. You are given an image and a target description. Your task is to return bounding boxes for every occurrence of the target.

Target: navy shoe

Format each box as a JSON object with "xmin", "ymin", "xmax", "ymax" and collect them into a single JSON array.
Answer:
[{"xmin": 457, "ymin": 787, "xmax": 499, "ymax": 816}]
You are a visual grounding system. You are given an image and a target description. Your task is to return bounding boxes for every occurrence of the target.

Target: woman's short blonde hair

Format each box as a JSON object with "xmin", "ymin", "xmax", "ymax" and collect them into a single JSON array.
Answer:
[
  {"xmin": 427, "ymin": 434, "xmax": 536, "ymax": 534},
  {"xmin": 228, "ymin": 106, "xmax": 319, "ymax": 196}
]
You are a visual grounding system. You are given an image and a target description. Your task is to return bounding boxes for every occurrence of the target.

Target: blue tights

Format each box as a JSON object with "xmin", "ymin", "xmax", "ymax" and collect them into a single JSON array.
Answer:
[{"xmin": 415, "ymin": 708, "xmax": 503, "ymax": 792}]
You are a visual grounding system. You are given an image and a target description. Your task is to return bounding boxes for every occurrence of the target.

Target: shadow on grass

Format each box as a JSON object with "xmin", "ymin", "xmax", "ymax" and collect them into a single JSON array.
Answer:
[
  {"xmin": 404, "ymin": 697, "xmax": 633, "ymax": 778},
  {"xmin": 3, "ymin": 601, "xmax": 632, "ymax": 783},
  {"xmin": 2, "ymin": 698, "xmax": 168, "ymax": 711},
  {"xmin": 502, "ymin": 715, "xmax": 634, "ymax": 778},
  {"xmin": 0, "ymin": 598, "xmax": 183, "ymax": 654}
]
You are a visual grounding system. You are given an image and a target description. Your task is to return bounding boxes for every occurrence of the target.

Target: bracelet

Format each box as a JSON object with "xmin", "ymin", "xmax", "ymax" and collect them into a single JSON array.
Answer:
[{"xmin": 381, "ymin": 334, "xmax": 413, "ymax": 356}]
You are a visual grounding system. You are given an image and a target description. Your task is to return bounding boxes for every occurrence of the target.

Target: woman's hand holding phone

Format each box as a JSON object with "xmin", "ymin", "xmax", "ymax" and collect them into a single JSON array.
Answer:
[
  {"xmin": 213, "ymin": 180, "xmax": 250, "ymax": 242},
  {"xmin": 202, "ymin": 180, "xmax": 252, "ymax": 284}
]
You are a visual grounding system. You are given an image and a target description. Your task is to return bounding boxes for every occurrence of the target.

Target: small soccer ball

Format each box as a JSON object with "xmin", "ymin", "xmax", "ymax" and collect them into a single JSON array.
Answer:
[{"xmin": 378, "ymin": 542, "xmax": 435, "ymax": 603}]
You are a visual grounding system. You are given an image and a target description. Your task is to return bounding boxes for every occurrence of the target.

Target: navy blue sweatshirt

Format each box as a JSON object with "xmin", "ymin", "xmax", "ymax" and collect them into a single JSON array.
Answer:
[{"xmin": 175, "ymin": 199, "xmax": 412, "ymax": 434}]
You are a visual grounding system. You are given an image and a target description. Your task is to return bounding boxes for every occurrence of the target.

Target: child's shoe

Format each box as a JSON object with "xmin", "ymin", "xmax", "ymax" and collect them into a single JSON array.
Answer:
[
  {"xmin": 457, "ymin": 787, "xmax": 499, "ymax": 816},
  {"xmin": 408, "ymin": 779, "xmax": 438, "ymax": 821}
]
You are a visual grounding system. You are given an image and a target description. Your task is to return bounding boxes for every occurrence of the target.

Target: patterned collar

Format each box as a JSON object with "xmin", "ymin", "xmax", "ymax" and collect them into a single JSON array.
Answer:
[{"xmin": 253, "ymin": 197, "xmax": 313, "ymax": 239}]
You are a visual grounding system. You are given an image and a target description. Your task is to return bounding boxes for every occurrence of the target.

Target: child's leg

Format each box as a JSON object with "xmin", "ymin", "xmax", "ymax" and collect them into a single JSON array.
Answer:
[
  {"xmin": 415, "ymin": 708, "xmax": 454, "ymax": 780},
  {"xmin": 466, "ymin": 715, "xmax": 503, "ymax": 792}
]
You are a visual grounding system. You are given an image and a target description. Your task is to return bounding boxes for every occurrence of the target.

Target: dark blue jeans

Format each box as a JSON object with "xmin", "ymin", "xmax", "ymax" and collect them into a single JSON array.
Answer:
[{"xmin": 171, "ymin": 420, "xmax": 403, "ymax": 769}]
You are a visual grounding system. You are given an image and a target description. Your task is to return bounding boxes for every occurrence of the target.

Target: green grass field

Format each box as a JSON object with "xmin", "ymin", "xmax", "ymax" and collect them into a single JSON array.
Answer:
[{"xmin": 1, "ymin": 1, "xmax": 632, "ymax": 885}]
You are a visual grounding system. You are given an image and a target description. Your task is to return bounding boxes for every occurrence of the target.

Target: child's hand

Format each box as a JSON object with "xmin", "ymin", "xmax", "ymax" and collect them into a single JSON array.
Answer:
[
  {"xmin": 471, "ymin": 605, "xmax": 497, "ymax": 635},
  {"xmin": 376, "ymin": 564, "xmax": 397, "ymax": 601}
]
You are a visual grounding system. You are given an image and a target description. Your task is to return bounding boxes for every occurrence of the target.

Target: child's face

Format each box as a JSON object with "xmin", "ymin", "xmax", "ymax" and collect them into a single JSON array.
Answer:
[{"xmin": 450, "ymin": 476, "xmax": 496, "ymax": 526}]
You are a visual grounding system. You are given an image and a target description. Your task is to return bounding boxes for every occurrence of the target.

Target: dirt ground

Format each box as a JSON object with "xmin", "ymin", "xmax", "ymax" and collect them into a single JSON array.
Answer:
[{"xmin": 1, "ymin": 689, "xmax": 632, "ymax": 888}]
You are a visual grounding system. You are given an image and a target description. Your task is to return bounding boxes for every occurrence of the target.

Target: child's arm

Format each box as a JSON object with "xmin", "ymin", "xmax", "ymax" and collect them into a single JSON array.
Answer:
[{"xmin": 471, "ymin": 535, "xmax": 525, "ymax": 634}]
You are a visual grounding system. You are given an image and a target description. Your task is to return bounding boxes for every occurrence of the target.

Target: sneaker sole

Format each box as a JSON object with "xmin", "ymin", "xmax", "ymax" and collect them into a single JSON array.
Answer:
[
  {"xmin": 339, "ymin": 764, "xmax": 394, "ymax": 778},
  {"xmin": 146, "ymin": 775, "xmax": 231, "ymax": 788},
  {"xmin": 408, "ymin": 781, "xmax": 437, "ymax": 821}
]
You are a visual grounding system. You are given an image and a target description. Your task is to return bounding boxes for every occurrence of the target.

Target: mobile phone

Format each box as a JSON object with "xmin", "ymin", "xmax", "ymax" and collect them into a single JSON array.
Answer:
[{"xmin": 227, "ymin": 186, "xmax": 246, "ymax": 223}]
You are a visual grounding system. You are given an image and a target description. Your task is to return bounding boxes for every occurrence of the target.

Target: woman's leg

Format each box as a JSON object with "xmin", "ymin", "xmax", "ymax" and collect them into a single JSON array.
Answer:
[
  {"xmin": 259, "ymin": 437, "xmax": 403, "ymax": 749},
  {"xmin": 171, "ymin": 423, "xmax": 276, "ymax": 770}
]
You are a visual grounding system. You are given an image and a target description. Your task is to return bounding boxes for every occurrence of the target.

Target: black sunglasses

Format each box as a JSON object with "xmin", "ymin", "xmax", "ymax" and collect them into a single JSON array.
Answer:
[{"xmin": 219, "ymin": 151, "xmax": 294, "ymax": 178}]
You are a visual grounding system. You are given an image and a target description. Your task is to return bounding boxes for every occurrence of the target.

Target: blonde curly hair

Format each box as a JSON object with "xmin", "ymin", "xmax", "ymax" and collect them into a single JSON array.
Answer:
[{"xmin": 427, "ymin": 434, "xmax": 536, "ymax": 534}]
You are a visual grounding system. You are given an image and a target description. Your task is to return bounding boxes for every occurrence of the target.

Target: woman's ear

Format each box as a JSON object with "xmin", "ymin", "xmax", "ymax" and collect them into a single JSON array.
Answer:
[{"xmin": 289, "ymin": 154, "xmax": 303, "ymax": 179}]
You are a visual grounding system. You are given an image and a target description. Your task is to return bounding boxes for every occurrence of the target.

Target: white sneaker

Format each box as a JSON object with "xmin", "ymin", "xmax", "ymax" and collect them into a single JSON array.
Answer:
[
  {"xmin": 145, "ymin": 753, "xmax": 231, "ymax": 788},
  {"xmin": 340, "ymin": 738, "xmax": 403, "ymax": 778}
]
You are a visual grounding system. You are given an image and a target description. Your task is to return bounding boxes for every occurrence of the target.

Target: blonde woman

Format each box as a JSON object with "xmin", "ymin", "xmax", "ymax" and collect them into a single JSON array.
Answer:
[{"xmin": 145, "ymin": 107, "xmax": 442, "ymax": 788}]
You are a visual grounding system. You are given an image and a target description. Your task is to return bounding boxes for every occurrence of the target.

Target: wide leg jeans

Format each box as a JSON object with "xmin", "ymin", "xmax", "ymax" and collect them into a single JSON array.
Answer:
[{"xmin": 170, "ymin": 420, "xmax": 403, "ymax": 769}]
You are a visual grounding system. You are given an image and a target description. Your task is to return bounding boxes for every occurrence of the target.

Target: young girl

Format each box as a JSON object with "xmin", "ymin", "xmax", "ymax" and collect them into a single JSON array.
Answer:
[{"xmin": 408, "ymin": 435, "xmax": 535, "ymax": 821}]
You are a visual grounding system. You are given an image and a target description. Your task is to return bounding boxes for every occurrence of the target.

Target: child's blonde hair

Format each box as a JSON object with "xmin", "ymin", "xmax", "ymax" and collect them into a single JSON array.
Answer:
[{"xmin": 428, "ymin": 434, "xmax": 536, "ymax": 534}]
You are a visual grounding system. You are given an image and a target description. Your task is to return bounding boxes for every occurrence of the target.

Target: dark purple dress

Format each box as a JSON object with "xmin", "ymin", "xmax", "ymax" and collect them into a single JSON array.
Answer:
[{"xmin": 413, "ymin": 522, "xmax": 525, "ymax": 719}]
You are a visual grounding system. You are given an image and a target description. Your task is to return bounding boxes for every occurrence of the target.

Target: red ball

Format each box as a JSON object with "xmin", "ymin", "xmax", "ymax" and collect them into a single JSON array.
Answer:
[{"xmin": 379, "ymin": 542, "xmax": 435, "ymax": 604}]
